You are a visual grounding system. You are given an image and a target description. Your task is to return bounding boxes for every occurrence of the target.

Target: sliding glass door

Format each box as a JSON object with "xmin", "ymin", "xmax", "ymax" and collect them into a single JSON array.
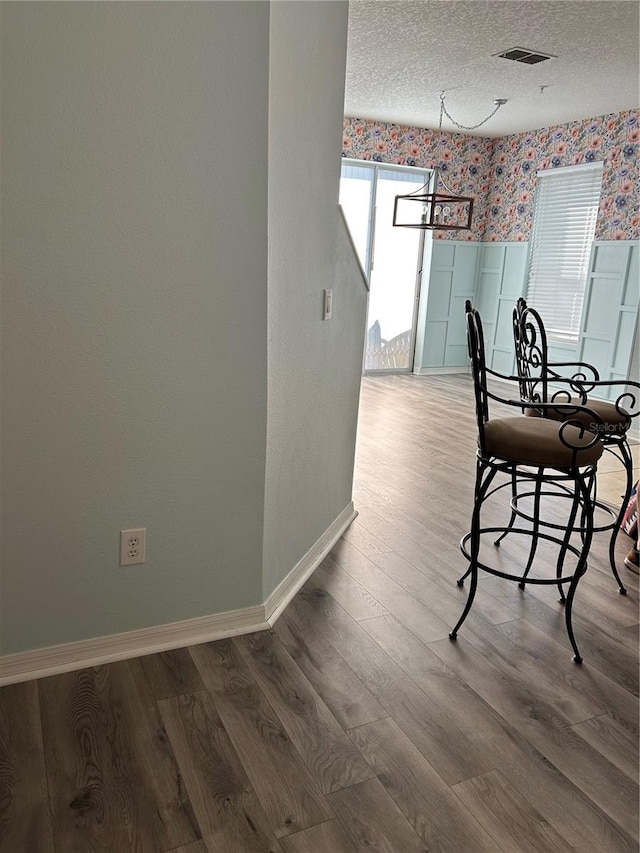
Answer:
[{"xmin": 340, "ymin": 160, "xmax": 429, "ymax": 372}]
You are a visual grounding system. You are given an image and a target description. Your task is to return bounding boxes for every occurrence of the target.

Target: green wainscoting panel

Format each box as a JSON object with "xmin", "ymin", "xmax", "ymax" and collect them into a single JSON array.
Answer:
[
  {"xmin": 417, "ymin": 241, "xmax": 527, "ymax": 371},
  {"xmin": 503, "ymin": 249, "xmax": 528, "ymax": 298},
  {"xmin": 452, "ymin": 244, "xmax": 481, "ymax": 292},
  {"xmin": 446, "ymin": 296, "xmax": 470, "ymax": 367},
  {"xmin": 422, "ymin": 320, "xmax": 448, "ymax": 367},
  {"xmin": 578, "ymin": 241, "xmax": 639, "ymax": 400},
  {"xmin": 416, "ymin": 240, "xmax": 636, "ymax": 384},
  {"xmin": 475, "ymin": 242, "xmax": 529, "ymax": 375},
  {"xmin": 481, "ymin": 245, "xmax": 505, "ymax": 271},
  {"xmin": 583, "ymin": 277, "xmax": 624, "ymax": 337},
  {"xmin": 428, "ymin": 270, "xmax": 455, "ymax": 319},
  {"xmin": 591, "ymin": 243, "xmax": 630, "ymax": 275},
  {"xmin": 435, "ymin": 242, "xmax": 456, "ymax": 267},
  {"xmin": 477, "ymin": 272, "xmax": 502, "ymax": 315},
  {"xmin": 581, "ymin": 338, "xmax": 610, "ymax": 375},
  {"xmin": 612, "ymin": 310, "xmax": 636, "ymax": 373},
  {"xmin": 622, "ymin": 246, "xmax": 638, "ymax": 306},
  {"xmin": 418, "ymin": 241, "xmax": 480, "ymax": 369},
  {"xmin": 547, "ymin": 342, "xmax": 580, "ymax": 363}
]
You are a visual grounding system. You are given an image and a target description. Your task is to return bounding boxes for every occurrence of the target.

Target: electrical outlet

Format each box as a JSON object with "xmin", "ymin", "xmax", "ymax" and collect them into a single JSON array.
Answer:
[{"xmin": 120, "ymin": 528, "xmax": 146, "ymax": 566}]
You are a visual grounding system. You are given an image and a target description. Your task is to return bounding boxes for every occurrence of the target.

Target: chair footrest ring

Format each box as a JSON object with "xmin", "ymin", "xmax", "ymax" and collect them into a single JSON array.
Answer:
[
  {"xmin": 460, "ymin": 527, "xmax": 587, "ymax": 585},
  {"xmin": 508, "ymin": 483, "xmax": 618, "ymax": 534}
]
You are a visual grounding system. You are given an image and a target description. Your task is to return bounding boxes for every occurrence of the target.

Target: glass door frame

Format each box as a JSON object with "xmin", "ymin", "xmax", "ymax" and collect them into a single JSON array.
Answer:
[{"xmin": 340, "ymin": 158, "xmax": 432, "ymax": 375}]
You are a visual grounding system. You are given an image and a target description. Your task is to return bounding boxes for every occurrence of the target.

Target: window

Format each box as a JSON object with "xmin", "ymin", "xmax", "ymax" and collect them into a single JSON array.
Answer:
[{"xmin": 526, "ymin": 162, "xmax": 603, "ymax": 341}]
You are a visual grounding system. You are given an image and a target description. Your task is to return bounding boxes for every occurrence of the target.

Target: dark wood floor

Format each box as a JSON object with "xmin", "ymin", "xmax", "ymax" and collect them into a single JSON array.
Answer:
[{"xmin": 1, "ymin": 375, "xmax": 638, "ymax": 853}]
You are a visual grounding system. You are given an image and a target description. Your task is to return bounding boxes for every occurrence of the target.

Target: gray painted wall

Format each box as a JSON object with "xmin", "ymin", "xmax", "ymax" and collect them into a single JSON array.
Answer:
[
  {"xmin": 1, "ymin": 3, "xmax": 270, "ymax": 653},
  {"xmin": 263, "ymin": 2, "xmax": 367, "ymax": 597}
]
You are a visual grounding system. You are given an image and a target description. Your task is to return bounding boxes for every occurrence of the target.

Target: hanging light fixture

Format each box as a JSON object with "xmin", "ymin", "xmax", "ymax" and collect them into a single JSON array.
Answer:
[{"xmin": 393, "ymin": 92, "xmax": 508, "ymax": 231}]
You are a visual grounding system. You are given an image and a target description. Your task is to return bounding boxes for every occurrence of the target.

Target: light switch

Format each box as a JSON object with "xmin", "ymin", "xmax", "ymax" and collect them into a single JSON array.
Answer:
[{"xmin": 323, "ymin": 288, "xmax": 333, "ymax": 320}]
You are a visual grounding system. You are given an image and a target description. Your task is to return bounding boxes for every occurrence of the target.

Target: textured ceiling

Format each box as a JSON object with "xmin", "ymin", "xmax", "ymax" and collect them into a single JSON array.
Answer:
[{"xmin": 345, "ymin": 0, "xmax": 640, "ymax": 137}]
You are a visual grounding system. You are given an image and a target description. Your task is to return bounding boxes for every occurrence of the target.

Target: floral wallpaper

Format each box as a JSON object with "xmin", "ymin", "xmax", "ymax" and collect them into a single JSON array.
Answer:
[
  {"xmin": 342, "ymin": 118, "xmax": 492, "ymax": 241},
  {"xmin": 485, "ymin": 110, "xmax": 638, "ymax": 242},
  {"xmin": 343, "ymin": 109, "xmax": 639, "ymax": 242}
]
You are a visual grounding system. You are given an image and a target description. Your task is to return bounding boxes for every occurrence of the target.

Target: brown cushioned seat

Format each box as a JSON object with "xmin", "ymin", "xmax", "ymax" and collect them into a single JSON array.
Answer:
[
  {"xmin": 526, "ymin": 397, "xmax": 630, "ymax": 435},
  {"xmin": 484, "ymin": 417, "xmax": 603, "ymax": 468}
]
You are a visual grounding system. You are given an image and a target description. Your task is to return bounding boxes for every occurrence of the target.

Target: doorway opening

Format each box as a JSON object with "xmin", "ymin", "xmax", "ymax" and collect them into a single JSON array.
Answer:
[{"xmin": 340, "ymin": 160, "xmax": 431, "ymax": 373}]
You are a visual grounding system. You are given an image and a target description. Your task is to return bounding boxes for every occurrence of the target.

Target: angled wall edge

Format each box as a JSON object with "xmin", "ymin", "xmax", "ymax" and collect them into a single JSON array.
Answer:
[{"xmin": 0, "ymin": 503, "xmax": 356, "ymax": 686}]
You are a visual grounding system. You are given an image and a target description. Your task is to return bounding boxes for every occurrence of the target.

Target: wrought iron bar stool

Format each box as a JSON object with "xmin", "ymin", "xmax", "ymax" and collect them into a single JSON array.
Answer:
[
  {"xmin": 513, "ymin": 298, "xmax": 639, "ymax": 594},
  {"xmin": 449, "ymin": 301, "xmax": 604, "ymax": 663}
]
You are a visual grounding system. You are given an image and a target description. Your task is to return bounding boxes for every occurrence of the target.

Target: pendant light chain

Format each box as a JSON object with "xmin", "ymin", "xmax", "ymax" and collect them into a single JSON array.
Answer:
[
  {"xmin": 436, "ymin": 96, "xmax": 454, "ymax": 193},
  {"xmin": 436, "ymin": 91, "xmax": 506, "ymax": 193},
  {"xmin": 439, "ymin": 90, "xmax": 506, "ymax": 131},
  {"xmin": 392, "ymin": 91, "xmax": 506, "ymax": 230}
]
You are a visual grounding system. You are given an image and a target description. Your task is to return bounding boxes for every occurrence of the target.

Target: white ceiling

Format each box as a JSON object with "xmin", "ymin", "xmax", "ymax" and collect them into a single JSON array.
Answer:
[{"xmin": 345, "ymin": 0, "xmax": 640, "ymax": 137}]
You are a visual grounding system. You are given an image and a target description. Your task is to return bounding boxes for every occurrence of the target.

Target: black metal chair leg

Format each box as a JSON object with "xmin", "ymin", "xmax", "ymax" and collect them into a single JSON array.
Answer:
[
  {"xmin": 450, "ymin": 565, "xmax": 478, "ymax": 640},
  {"xmin": 457, "ymin": 458, "xmax": 496, "ymax": 586},
  {"xmin": 456, "ymin": 566, "xmax": 471, "ymax": 586},
  {"xmin": 555, "ymin": 476, "xmax": 582, "ymax": 603},
  {"xmin": 565, "ymin": 471, "xmax": 596, "ymax": 663},
  {"xmin": 519, "ymin": 469, "xmax": 543, "ymax": 590},
  {"xmin": 451, "ymin": 461, "xmax": 495, "ymax": 636},
  {"xmin": 494, "ymin": 470, "xmax": 518, "ymax": 547},
  {"xmin": 565, "ymin": 566, "xmax": 585, "ymax": 664},
  {"xmin": 608, "ymin": 439, "xmax": 633, "ymax": 595}
]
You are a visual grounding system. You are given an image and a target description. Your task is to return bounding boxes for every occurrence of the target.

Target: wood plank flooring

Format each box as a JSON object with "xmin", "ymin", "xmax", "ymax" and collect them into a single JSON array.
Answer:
[{"xmin": 1, "ymin": 374, "xmax": 638, "ymax": 852}]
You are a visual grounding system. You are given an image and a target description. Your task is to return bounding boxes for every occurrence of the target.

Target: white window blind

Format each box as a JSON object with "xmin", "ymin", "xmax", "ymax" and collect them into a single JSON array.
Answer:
[{"xmin": 526, "ymin": 162, "xmax": 603, "ymax": 341}]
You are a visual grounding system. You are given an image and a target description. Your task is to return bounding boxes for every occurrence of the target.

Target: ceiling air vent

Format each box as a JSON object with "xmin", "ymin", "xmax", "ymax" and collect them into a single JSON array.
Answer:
[{"xmin": 495, "ymin": 47, "xmax": 555, "ymax": 65}]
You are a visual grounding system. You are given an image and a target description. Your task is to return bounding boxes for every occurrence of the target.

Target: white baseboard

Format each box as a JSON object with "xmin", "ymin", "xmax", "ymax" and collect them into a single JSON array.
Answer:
[
  {"xmin": 0, "ymin": 606, "xmax": 269, "ymax": 687},
  {"xmin": 413, "ymin": 366, "xmax": 470, "ymax": 376},
  {"xmin": 264, "ymin": 502, "xmax": 357, "ymax": 624},
  {"xmin": 0, "ymin": 502, "xmax": 357, "ymax": 686}
]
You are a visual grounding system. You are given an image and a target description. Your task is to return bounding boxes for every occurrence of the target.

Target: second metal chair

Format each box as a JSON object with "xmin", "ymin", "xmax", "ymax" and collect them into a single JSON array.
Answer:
[{"xmin": 513, "ymin": 297, "xmax": 639, "ymax": 594}]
